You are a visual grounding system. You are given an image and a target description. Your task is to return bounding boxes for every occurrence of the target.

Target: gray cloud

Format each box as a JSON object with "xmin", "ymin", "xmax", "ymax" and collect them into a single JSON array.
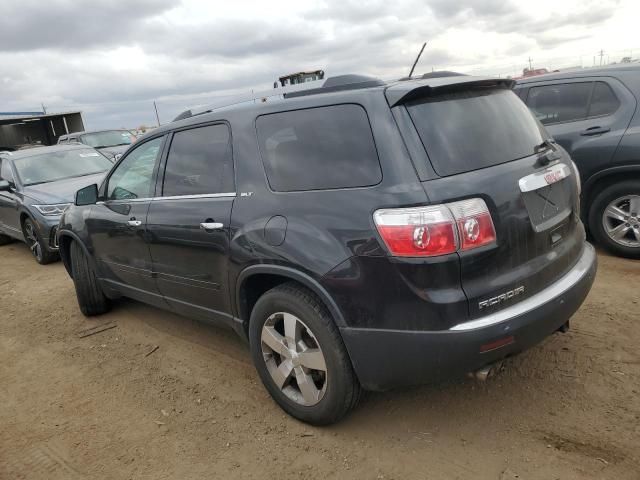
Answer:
[
  {"xmin": 0, "ymin": 0, "xmax": 629, "ymax": 129},
  {"xmin": 304, "ymin": 0, "xmax": 403, "ymax": 22},
  {"xmin": 141, "ymin": 19, "xmax": 321, "ymax": 58},
  {"xmin": 485, "ymin": 1, "xmax": 619, "ymax": 36},
  {"xmin": 427, "ymin": 0, "xmax": 517, "ymax": 19},
  {"xmin": 0, "ymin": 0, "xmax": 174, "ymax": 52}
]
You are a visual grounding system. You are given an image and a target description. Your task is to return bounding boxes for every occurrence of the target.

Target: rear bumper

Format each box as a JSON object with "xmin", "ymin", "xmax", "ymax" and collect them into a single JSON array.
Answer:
[{"xmin": 341, "ymin": 242, "xmax": 597, "ymax": 391}]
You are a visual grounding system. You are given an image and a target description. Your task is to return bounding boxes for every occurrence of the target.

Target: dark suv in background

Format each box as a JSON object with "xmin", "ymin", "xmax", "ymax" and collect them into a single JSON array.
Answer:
[
  {"xmin": 58, "ymin": 74, "xmax": 596, "ymax": 424},
  {"xmin": 515, "ymin": 65, "xmax": 640, "ymax": 258}
]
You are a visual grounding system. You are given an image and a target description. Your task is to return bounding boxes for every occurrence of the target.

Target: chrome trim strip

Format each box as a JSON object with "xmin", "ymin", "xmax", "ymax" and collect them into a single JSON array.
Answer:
[
  {"xmin": 97, "ymin": 197, "xmax": 153, "ymax": 205},
  {"xmin": 1, "ymin": 223, "xmax": 21, "ymax": 233},
  {"xmin": 96, "ymin": 193, "xmax": 236, "ymax": 205},
  {"xmin": 450, "ymin": 243, "xmax": 596, "ymax": 331},
  {"xmin": 518, "ymin": 163, "xmax": 571, "ymax": 193},
  {"xmin": 152, "ymin": 192, "xmax": 236, "ymax": 201}
]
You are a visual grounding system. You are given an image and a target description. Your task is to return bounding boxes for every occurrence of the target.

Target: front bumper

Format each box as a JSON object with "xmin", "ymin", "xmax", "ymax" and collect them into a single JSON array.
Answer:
[{"xmin": 340, "ymin": 242, "xmax": 597, "ymax": 391}]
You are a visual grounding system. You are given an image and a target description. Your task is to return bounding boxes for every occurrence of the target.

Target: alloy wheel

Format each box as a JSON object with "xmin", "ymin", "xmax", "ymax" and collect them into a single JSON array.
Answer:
[
  {"xmin": 260, "ymin": 312, "xmax": 328, "ymax": 406},
  {"xmin": 24, "ymin": 222, "xmax": 43, "ymax": 262},
  {"xmin": 602, "ymin": 195, "xmax": 640, "ymax": 248}
]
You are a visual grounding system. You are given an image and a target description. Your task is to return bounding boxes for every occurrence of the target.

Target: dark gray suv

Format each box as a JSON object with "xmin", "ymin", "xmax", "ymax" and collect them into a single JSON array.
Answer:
[
  {"xmin": 0, "ymin": 144, "xmax": 111, "ymax": 264},
  {"xmin": 515, "ymin": 65, "xmax": 640, "ymax": 258},
  {"xmin": 58, "ymin": 74, "xmax": 596, "ymax": 424}
]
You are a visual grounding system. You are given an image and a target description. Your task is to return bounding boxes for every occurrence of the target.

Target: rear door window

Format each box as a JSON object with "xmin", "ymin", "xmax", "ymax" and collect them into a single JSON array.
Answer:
[
  {"xmin": 407, "ymin": 88, "xmax": 545, "ymax": 177},
  {"xmin": 587, "ymin": 81, "xmax": 620, "ymax": 117},
  {"xmin": 526, "ymin": 82, "xmax": 592, "ymax": 125},
  {"xmin": 162, "ymin": 124, "xmax": 234, "ymax": 197},
  {"xmin": 256, "ymin": 104, "xmax": 382, "ymax": 192}
]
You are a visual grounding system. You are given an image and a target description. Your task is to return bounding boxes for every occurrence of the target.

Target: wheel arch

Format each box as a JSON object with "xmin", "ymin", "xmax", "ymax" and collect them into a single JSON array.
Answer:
[
  {"xmin": 57, "ymin": 231, "xmax": 95, "ymax": 277},
  {"xmin": 235, "ymin": 265, "xmax": 347, "ymax": 335},
  {"xmin": 18, "ymin": 209, "xmax": 34, "ymax": 233},
  {"xmin": 583, "ymin": 165, "xmax": 640, "ymax": 211}
]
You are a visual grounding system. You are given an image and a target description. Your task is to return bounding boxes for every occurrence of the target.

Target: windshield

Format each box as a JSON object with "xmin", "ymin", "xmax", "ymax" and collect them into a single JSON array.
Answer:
[
  {"xmin": 80, "ymin": 130, "xmax": 136, "ymax": 148},
  {"xmin": 14, "ymin": 149, "xmax": 113, "ymax": 186},
  {"xmin": 407, "ymin": 88, "xmax": 546, "ymax": 177}
]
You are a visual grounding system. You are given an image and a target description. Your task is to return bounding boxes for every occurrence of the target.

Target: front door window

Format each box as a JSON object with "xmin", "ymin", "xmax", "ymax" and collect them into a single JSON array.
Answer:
[{"xmin": 107, "ymin": 137, "xmax": 163, "ymax": 200}]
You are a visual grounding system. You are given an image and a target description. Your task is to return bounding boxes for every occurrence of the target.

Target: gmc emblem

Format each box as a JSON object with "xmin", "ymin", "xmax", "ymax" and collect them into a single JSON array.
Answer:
[{"xmin": 544, "ymin": 171, "xmax": 562, "ymax": 185}]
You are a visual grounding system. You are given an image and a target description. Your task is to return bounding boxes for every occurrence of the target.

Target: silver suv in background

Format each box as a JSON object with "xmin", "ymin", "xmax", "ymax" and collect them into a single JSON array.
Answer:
[{"xmin": 58, "ymin": 129, "xmax": 137, "ymax": 161}]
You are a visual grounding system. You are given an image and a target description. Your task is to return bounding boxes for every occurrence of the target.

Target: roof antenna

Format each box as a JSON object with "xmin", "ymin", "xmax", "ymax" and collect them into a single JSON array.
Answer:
[{"xmin": 408, "ymin": 42, "xmax": 427, "ymax": 78}]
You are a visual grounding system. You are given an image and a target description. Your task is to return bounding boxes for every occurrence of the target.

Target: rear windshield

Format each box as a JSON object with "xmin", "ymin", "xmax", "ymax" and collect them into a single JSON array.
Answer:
[{"xmin": 407, "ymin": 88, "xmax": 545, "ymax": 177}]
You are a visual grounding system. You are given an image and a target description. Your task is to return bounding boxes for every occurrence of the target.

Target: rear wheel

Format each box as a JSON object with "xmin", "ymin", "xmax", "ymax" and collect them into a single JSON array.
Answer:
[
  {"xmin": 70, "ymin": 241, "xmax": 110, "ymax": 316},
  {"xmin": 0, "ymin": 234, "xmax": 12, "ymax": 246},
  {"xmin": 589, "ymin": 180, "xmax": 640, "ymax": 259},
  {"xmin": 23, "ymin": 218, "xmax": 57, "ymax": 264},
  {"xmin": 249, "ymin": 282, "xmax": 360, "ymax": 425}
]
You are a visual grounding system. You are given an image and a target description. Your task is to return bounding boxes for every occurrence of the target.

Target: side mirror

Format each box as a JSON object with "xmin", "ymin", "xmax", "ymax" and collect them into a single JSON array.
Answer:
[
  {"xmin": 0, "ymin": 180, "xmax": 10, "ymax": 192},
  {"xmin": 75, "ymin": 184, "xmax": 98, "ymax": 206}
]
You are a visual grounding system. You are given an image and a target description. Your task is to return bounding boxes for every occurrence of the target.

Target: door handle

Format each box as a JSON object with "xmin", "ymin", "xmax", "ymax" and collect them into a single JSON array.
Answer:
[
  {"xmin": 200, "ymin": 222, "xmax": 224, "ymax": 231},
  {"xmin": 127, "ymin": 219, "xmax": 142, "ymax": 227},
  {"xmin": 580, "ymin": 126, "xmax": 610, "ymax": 136}
]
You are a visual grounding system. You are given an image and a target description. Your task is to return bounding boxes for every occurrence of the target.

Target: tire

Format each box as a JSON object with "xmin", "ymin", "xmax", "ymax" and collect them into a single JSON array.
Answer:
[
  {"xmin": 70, "ymin": 241, "xmax": 110, "ymax": 316},
  {"xmin": 0, "ymin": 234, "xmax": 12, "ymax": 246},
  {"xmin": 588, "ymin": 180, "xmax": 640, "ymax": 259},
  {"xmin": 249, "ymin": 282, "xmax": 361, "ymax": 425},
  {"xmin": 22, "ymin": 218, "xmax": 58, "ymax": 264}
]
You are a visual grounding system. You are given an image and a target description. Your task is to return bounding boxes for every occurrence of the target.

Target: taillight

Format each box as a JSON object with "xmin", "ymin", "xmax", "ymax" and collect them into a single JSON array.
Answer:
[
  {"xmin": 447, "ymin": 198, "xmax": 496, "ymax": 251},
  {"xmin": 373, "ymin": 198, "xmax": 496, "ymax": 257},
  {"xmin": 373, "ymin": 205, "xmax": 457, "ymax": 256}
]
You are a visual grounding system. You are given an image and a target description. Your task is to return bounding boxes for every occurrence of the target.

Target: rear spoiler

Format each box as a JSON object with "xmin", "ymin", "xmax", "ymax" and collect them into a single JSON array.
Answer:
[{"xmin": 385, "ymin": 76, "xmax": 516, "ymax": 107}]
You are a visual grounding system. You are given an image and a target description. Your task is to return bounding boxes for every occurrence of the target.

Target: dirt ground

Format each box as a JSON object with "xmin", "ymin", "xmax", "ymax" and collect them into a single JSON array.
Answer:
[{"xmin": 0, "ymin": 242, "xmax": 638, "ymax": 480}]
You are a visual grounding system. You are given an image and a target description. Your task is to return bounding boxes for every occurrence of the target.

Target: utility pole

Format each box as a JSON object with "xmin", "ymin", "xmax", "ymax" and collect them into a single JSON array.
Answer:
[
  {"xmin": 153, "ymin": 101, "xmax": 161, "ymax": 126},
  {"xmin": 599, "ymin": 49, "xmax": 605, "ymax": 66},
  {"xmin": 528, "ymin": 57, "xmax": 533, "ymax": 71}
]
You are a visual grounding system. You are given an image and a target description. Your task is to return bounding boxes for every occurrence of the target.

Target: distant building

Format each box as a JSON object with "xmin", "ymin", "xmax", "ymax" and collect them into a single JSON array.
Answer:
[
  {"xmin": 276, "ymin": 70, "xmax": 325, "ymax": 88},
  {"xmin": 0, "ymin": 111, "xmax": 84, "ymax": 150}
]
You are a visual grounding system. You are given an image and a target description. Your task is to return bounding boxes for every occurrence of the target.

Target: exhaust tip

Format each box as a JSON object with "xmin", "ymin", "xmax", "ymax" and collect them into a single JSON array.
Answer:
[{"xmin": 468, "ymin": 360, "xmax": 504, "ymax": 381}]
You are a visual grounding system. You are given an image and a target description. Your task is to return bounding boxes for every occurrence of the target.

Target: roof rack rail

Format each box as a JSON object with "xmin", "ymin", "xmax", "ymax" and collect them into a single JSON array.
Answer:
[{"xmin": 172, "ymin": 74, "xmax": 385, "ymax": 121}]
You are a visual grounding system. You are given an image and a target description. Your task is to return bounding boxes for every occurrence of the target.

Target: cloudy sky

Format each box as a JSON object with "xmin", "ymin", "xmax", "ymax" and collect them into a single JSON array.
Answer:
[{"xmin": 1, "ymin": 0, "xmax": 638, "ymax": 129}]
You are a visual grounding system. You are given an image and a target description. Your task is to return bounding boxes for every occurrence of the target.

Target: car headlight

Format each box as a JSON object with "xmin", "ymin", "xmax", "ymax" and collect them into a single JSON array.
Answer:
[{"xmin": 33, "ymin": 203, "xmax": 72, "ymax": 216}]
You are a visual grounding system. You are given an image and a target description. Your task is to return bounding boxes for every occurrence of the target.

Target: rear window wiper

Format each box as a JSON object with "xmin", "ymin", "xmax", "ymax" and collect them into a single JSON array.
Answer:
[
  {"xmin": 534, "ymin": 139, "xmax": 555, "ymax": 154},
  {"xmin": 535, "ymin": 139, "xmax": 561, "ymax": 165}
]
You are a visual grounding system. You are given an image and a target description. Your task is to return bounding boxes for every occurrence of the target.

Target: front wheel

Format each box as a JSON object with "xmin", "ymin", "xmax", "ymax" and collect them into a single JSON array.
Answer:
[
  {"xmin": 70, "ymin": 241, "xmax": 110, "ymax": 316},
  {"xmin": 249, "ymin": 283, "xmax": 361, "ymax": 425},
  {"xmin": 589, "ymin": 180, "xmax": 640, "ymax": 259},
  {"xmin": 23, "ymin": 218, "xmax": 57, "ymax": 264}
]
